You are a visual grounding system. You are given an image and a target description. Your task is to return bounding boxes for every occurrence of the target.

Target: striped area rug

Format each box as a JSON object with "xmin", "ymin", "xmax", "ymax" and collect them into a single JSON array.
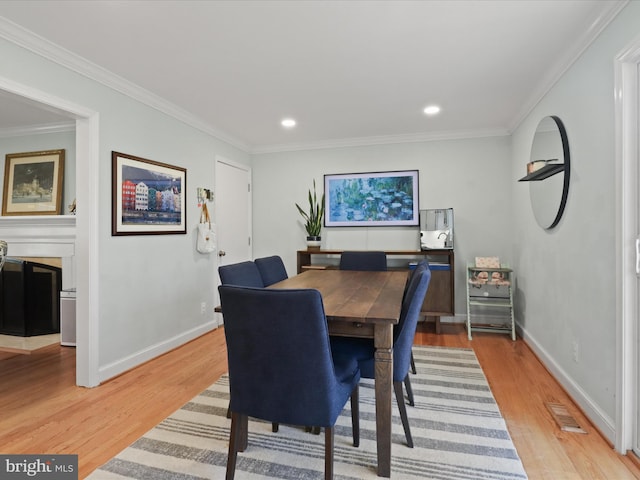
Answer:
[{"xmin": 88, "ymin": 346, "xmax": 527, "ymax": 479}]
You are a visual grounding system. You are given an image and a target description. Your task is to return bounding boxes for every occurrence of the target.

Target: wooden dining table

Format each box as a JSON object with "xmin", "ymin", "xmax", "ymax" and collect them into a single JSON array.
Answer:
[{"xmin": 270, "ymin": 269, "xmax": 407, "ymax": 478}]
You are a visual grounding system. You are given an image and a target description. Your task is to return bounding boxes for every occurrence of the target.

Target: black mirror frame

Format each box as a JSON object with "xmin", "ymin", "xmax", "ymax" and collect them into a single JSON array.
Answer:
[{"xmin": 546, "ymin": 116, "xmax": 570, "ymax": 229}]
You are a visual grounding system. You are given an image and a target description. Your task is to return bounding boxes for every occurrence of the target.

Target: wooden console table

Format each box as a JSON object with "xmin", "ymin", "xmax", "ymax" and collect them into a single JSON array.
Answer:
[{"xmin": 296, "ymin": 249, "xmax": 455, "ymax": 332}]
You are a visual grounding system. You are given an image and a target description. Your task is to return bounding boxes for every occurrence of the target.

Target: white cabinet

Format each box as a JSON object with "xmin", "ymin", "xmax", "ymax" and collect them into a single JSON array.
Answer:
[{"xmin": 466, "ymin": 263, "xmax": 515, "ymax": 340}]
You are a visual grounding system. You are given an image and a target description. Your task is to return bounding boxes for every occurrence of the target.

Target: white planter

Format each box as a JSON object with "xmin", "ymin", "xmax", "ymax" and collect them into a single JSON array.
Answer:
[{"xmin": 306, "ymin": 236, "xmax": 322, "ymax": 249}]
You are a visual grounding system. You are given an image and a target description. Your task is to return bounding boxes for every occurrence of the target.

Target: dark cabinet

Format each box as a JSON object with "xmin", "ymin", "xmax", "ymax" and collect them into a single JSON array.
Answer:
[
  {"xmin": 0, "ymin": 258, "xmax": 62, "ymax": 336},
  {"xmin": 296, "ymin": 249, "xmax": 455, "ymax": 332}
]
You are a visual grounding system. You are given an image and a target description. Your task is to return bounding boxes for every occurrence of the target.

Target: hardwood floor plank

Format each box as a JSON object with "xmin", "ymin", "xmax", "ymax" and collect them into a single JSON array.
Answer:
[
  {"xmin": 1, "ymin": 322, "xmax": 638, "ymax": 479},
  {"xmin": 417, "ymin": 322, "xmax": 639, "ymax": 479},
  {"xmin": 0, "ymin": 330, "xmax": 227, "ymax": 478}
]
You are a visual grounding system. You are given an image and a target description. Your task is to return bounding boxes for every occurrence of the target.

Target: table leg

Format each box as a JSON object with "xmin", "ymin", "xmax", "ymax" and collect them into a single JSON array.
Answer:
[{"xmin": 374, "ymin": 323, "xmax": 393, "ymax": 477}]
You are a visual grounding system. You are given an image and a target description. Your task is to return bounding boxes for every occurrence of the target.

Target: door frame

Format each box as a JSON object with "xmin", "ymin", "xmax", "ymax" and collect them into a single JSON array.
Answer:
[
  {"xmin": 0, "ymin": 75, "xmax": 100, "ymax": 387},
  {"xmin": 615, "ymin": 35, "xmax": 640, "ymax": 454}
]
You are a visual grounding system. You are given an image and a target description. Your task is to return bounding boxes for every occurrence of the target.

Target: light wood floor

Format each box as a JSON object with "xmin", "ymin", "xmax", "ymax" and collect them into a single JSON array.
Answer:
[{"xmin": 1, "ymin": 323, "xmax": 639, "ymax": 479}]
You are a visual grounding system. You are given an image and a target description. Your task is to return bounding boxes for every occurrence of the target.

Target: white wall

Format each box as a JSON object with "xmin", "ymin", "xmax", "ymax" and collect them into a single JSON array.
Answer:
[
  {"xmin": 252, "ymin": 135, "xmax": 512, "ymax": 316},
  {"xmin": 511, "ymin": 1, "xmax": 640, "ymax": 441},
  {"xmin": 0, "ymin": 34, "xmax": 250, "ymax": 381}
]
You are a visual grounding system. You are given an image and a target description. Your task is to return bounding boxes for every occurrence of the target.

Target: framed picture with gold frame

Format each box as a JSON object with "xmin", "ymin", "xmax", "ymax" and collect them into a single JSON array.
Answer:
[{"xmin": 2, "ymin": 149, "xmax": 65, "ymax": 216}]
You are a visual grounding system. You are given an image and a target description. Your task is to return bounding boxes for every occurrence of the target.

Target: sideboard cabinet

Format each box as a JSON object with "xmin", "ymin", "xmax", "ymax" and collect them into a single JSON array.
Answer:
[{"xmin": 296, "ymin": 249, "xmax": 454, "ymax": 332}]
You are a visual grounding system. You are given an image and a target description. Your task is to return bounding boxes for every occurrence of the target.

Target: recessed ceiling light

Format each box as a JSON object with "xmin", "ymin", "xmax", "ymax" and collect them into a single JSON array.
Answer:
[
  {"xmin": 281, "ymin": 118, "xmax": 296, "ymax": 128},
  {"xmin": 423, "ymin": 105, "xmax": 441, "ymax": 116}
]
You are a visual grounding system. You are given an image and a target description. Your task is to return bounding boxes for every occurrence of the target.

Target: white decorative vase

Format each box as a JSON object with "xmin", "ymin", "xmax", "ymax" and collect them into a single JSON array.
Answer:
[
  {"xmin": 306, "ymin": 236, "xmax": 322, "ymax": 249},
  {"xmin": 0, "ymin": 240, "xmax": 7, "ymax": 272}
]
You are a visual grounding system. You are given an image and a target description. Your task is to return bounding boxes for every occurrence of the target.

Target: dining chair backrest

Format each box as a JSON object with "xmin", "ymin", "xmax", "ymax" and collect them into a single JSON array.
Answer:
[
  {"xmin": 218, "ymin": 261, "xmax": 264, "ymax": 288},
  {"xmin": 403, "ymin": 259, "xmax": 429, "ymax": 301},
  {"xmin": 393, "ymin": 266, "xmax": 431, "ymax": 381},
  {"xmin": 339, "ymin": 251, "xmax": 387, "ymax": 271},
  {"xmin": 255, "ymin": 255, "xmax": 288, "ymax": 286},
  {"xmin": 219, "ymin": 285, "xmax": 360, "ymax": 427},
  {"xmin": 334, "ymin": 265, "xmax": 431, "ymax": 383}
]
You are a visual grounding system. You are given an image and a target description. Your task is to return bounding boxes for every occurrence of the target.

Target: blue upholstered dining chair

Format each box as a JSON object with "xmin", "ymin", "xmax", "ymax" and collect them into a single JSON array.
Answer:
[
  {"xmin": 406, "ymin": 260, "xmax": 430, "ymax": 381},
  {"xmin": 255, "ymin": 255, "xmax": 288, "ymax": 286},
  {"xmin": 219, "ymin": 285, "xmax": 361, "ymax": 480},
  {"xmin": 218, "ymin": 260, "xmax": 270, "ymax": 425},
  {"xmin": 331, "ymin": 264, "xmax": 431, "ymax": 448},
  {"xmin": 339, "ymin": 251, "xmax": 387, "ymax": 271},
  {"xmin": 218, "ymin": 261, "xmax": 265, "ymax": 287}
]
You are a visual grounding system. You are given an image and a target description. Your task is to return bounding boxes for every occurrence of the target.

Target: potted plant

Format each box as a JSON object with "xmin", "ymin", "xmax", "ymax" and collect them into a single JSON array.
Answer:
[{"xmin": 295, "ymin": 179, "xmax": 325, "ymax": 249}]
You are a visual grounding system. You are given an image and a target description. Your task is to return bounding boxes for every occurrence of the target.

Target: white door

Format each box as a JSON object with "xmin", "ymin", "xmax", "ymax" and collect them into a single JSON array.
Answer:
[{"xmin": 214, "ymin": 157, "xmax": 251, "ymax": 324}]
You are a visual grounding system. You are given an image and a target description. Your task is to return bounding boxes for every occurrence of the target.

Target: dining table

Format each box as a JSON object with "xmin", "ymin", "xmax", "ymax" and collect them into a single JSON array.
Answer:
[{"xmin": 270, "ymin": 268, "xmax": 408, "ymax": 478}]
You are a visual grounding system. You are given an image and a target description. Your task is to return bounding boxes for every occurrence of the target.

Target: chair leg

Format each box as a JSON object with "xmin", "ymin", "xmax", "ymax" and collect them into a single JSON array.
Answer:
[
  {"xmin": 350, "ymin": 385, "xmax": 360, "ymax": 447},
  {"xmin": 393, "ymin": 381, "xmax": 414, "ymax": 448},
  {"xmin": 232, "ymin": 403, "xmax": 278, "ymax": 432},
  {"xmin": 404, "ymin": 373, "xmax": 415, "ymax": 407},
  {"xmin": 226, "ymin": 412, "xmax": 244, "ymax": 480},
  {"xmin": 410, "ymin": 350, "xmax": 416, "ymax": 374},
  {"xmin": 238, "ymin": 414, "xmax": 249, "ymax": 452},
  {"xmin": 324, "ymin": 426, "xmax": 334, "ymax": 480}
]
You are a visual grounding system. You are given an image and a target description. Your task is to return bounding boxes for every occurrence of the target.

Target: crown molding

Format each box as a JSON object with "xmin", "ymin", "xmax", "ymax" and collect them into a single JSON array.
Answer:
[
  {"xmin": 250, "ymin": 127, "xmax": 510, "ymax": 155},
  {"xmin": 0, "ymin": 121, "xmax": 75, "ymax": 138},
  {"xmin": 1, "ymin": 2, "xmax": 627, "ymax": 157},
  {"xmin": 0, "ymin": 17, "xmax": 252, "ymax": 153},
  {"xmin": 509, "ymin": 0, "xmax": 629, "ymax": 132}
]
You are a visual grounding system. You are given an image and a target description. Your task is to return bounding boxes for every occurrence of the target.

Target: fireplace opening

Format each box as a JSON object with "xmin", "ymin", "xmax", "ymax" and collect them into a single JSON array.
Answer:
[{"xmin": 0, "ymin": 257, "xmax": 62, "ymax": 337}]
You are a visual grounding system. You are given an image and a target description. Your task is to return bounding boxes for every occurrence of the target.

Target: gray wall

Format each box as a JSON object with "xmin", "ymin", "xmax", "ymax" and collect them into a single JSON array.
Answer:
[
  {"xmin": 510, "ymin": 1, "xmax": 640, "ymax": 441},
  {"xmin": 0, "ymin": 34, "xmax": 249, "ymax": 379},
  {"xmin": 252, "ymin": 135, "xmax": 513, "ymax": 317}
]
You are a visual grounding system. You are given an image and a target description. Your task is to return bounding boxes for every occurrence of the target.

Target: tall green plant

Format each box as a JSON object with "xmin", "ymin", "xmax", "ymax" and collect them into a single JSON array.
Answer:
[{"xmin": 295, "ymin": 180, "xmax": 325, "ymax": 237}]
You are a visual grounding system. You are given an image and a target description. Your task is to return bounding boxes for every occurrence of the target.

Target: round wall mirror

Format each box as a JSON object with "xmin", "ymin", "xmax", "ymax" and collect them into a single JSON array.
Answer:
[{"xmin": 526, "ymin": 115, "xmax": 570, "ymax": 229}]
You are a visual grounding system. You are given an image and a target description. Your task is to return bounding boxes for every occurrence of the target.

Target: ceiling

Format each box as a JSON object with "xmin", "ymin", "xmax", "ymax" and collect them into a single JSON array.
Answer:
[{"xmin": 0, "ymin": 0, "xmax": 627, "ymax": 152}]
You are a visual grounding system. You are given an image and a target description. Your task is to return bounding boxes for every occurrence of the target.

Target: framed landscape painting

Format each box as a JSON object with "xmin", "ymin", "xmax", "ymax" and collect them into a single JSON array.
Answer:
[
  {"xmin": 324, "ymin": 170, "xmax": 420, "ymax": 227},
  {"xmin": 112, "ymin": 151, "xmax": 186, "ymax": 235},
  {"xmin": 2, "ymin": 149, "xmax": 65, "ymax": 216}
]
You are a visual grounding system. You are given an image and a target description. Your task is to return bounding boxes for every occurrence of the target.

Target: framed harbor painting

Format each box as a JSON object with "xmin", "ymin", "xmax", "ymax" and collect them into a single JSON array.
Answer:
[
  {"xmin": 2, "ymin": 149, "xmax": 65, "ymax": 216},
  {"xmin": 112, "ymin": 151, "xmax": 186, "ymax": 235}
]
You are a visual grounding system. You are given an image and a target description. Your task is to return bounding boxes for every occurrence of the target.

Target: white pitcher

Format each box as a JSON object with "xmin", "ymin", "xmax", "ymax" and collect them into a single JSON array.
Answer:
[{"xmin": 0, "ymin": 240, "xmax": 7, "ymax": 272}]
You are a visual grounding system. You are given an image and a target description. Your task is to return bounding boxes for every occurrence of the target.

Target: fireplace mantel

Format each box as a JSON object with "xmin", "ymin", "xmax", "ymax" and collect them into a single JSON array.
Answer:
[{"xmin": 0, "ymin": 215, "xmax": 76, "ymax": 257}]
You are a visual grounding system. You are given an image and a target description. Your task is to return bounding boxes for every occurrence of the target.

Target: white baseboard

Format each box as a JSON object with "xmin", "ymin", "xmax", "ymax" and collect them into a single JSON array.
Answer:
[
  {"xmin": 518, "ymin": 323, "xmax": 615, "ymax": 443},
  {"xmin": 98, "ymin": 321, "xmax": 219, "ymax": 384},
  {"xmin": 422, "ymin": 316, "xmax": 614, "ymax": 441}
]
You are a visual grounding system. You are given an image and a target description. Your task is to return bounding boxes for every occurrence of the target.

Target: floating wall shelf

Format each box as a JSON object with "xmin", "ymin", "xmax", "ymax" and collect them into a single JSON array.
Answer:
[{"xmin": 518, "ymin": 163, "xmax": 565, "ymax": 182}]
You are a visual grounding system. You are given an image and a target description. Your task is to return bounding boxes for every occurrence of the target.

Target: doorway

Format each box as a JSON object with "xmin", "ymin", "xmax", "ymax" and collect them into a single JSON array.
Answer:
[{"xmin": 0, "ymin": 77, "xmax": 99, "ymax": 387}]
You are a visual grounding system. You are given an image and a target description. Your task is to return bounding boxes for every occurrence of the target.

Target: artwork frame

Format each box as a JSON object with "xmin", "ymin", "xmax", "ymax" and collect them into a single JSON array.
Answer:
[
  {"xmin": 112, "ymin": 151, "xmax": 186, "ymax": 236},
  {"xmin": 324, "ymin": 170, "xmax": 420, "ymax": 227},
  {"xmin": 2, "ymin": 149, "xmax": 65, "ymax": 216}
]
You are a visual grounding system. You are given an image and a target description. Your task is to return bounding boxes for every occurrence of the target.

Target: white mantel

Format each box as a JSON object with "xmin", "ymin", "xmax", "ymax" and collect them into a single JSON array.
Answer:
[
  {"xmin": 0, "ymin": 215, "xmax": 76, "ymax": 288},
  {"xmin": 0, "ymin": 215, "xmax": 76, "ymax": 257}
]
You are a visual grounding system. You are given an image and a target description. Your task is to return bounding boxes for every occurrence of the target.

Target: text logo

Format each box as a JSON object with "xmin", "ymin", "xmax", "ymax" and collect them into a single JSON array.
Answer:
[{"xmin": 0, "ymin": 455, "xmax": 77, "ymax": 479}]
